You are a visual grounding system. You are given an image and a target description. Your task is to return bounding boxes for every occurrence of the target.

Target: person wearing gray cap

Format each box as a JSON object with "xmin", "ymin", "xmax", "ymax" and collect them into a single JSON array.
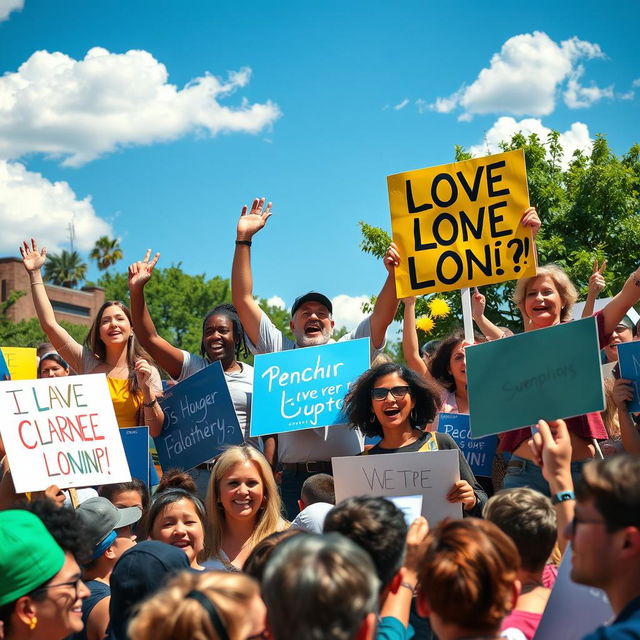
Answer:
[
  {"xmin": 232, "ymin": 197, "xmax": 400, "ymax": 519},
  {"xmin": 71, "ymin": 497, "xmax": 142, "ymax": 640}
]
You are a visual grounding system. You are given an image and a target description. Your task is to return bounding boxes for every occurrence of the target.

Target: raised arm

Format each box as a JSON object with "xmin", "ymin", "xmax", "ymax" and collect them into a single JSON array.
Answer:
[
  {"xmin": 19, "ymin": 238, "xmax": 82, "ymax": 370},
  {"xmin": 369, "ymin": 242, "xmax": 401, "ymax": 350},
  {"xmin": 134, "ymin": 360, "xmax": 165, "ymax": 438},
  {"xmin": 601, "ymin": 264, "xmax": 640, "ymax": 337},
  {"xmin": 612, "ymin": 378, "xmax": 640, "ymax": 455},
  {"xmin": 528, "ymin": 419, "xmax": 574, "ymax": 555},
  {"xmin": 582, "ymin": 260, "xmax": 606, "ymax": 318},
  {"xmin": 231, "ymin": 198, "xmax": 272, "ymax": 347},
  {"xmin": 471, "ymin": 288, "xmax": 504, "ymax": 341},
  {"xmin": 128, "ymin": 250, "xmax": 185, "ymax": 380},
  {"xmin": 401, "ymin": 297, "xmax": 429, "ymax": 378}
]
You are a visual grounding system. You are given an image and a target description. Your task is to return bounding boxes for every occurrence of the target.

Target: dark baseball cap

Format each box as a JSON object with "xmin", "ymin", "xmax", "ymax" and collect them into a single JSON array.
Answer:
[{"xmin": 291, "ymin": 292, "xmax": 333, "ymax": 316}]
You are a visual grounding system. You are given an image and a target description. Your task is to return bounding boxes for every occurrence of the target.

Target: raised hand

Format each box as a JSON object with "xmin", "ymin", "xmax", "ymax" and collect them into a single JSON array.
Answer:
[
  {"xmin": 520, "ymin": 206, "xmax": 541, "ymax": 237},
  {"xmin": 588, "ymin": 259, "xmax": 607, "ymax": 296},
  {"xmin": 471, "ymin": 286, "xmax": 486, "ymax": 320},
  {"xmin": 383, "ymin": 242, "xmax": 400, "ymax": 273},
  {"xmin": 19, "ymin": 238, "xmax": 46, "ymax": 272},
  {"xmin": 236, "ymin": 197, "xmax": 273, "ymax": 241},
  {"xmin": 528, "ymin": 419, "xmax": 572, "ymax": 485},
  {"xmin": 612, "ymin": 377, "xmax": 634, "ymax": 410},
  {"xmin": 128, "ymin": 249, "xmax": 160, "ymax": 290}
]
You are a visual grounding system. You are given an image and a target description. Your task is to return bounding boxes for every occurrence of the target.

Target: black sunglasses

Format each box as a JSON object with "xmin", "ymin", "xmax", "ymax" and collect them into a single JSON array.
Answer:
[{"xmin": 371, "ymin": 385, "xmax": 410, "ymax": 401}]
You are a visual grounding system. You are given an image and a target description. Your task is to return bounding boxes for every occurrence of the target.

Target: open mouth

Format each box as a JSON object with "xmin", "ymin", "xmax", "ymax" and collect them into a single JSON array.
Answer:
[
  {"xmin": 172, "ymin": 540, "xmax": 191, "ymax": 548},
  {"xmin": 305, "ymin": 323, "xmax": 322, "ymax": 336},
  {"xmin": 383, "ymin": 409, "xmax": 400, "ymax": 417}
]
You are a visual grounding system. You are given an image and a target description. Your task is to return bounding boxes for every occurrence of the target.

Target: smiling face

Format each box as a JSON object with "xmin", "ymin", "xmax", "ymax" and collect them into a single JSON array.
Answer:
[
  {"xmin": 202, "ymin": 314, "xmax": 237, "ymax": 365},
  {"xmin": 448, "ymin": 342, "xmax": 467, "ymax": 389},
  {"xmin": 604, "ymin": 323, "xmax": 633, "ymax": 362},
  {"xmin": 523, "ymin": 276, "xmax": 564, "ymax": 329},
  {"xmin": 290, "ymin": 302, "xmax": 334, "ymax": 347},
  {"xmin": 370, "ymin": 371, "xmax": 415, "ymax": 436},
  {"xmin": 150, "ymin": 499, "xmax": 204, "ymax": 568},
  {"xmin": 26, "ymin": 551, "xmax": 90, "ymax": 638},
  {"xmin": 218, "ymin": 460, "xmax": 265, "ymax": 524},
  {"xmin": 97, "ymin": 304, "xmax": 133, "ymax": 348}
]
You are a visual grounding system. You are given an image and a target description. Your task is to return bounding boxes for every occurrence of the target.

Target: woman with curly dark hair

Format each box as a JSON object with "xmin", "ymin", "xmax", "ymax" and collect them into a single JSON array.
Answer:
[{"xmin": 345, "ymin": 362, "xmax": 487, "ymax": 516}]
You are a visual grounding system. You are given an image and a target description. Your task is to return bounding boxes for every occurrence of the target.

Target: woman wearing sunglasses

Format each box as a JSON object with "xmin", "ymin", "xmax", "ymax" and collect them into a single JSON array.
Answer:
[{"xmin": 345, "ymin": 362, "xmax": 487, "ymax": 516}]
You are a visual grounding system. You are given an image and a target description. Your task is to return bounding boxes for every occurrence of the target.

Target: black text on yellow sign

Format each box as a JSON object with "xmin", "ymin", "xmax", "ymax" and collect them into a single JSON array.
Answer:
[{"xmin": 388, "ymin": 149, "xmax": 536, "ymax": 296}]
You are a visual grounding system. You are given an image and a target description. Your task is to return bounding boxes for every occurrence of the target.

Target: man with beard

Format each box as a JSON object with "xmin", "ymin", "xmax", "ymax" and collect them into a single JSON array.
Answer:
[{"xmin": 232, "ymin": 197, "xmax": 399, "ymax": 518}]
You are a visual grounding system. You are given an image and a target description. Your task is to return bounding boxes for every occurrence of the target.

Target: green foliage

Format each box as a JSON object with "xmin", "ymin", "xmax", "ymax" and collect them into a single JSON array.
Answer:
[
  {"xmin": 90, "ymin": 236, "xmax": 124, "ymax": 271},
  {"xmin": 44, "ymin": 250, "xmax": 88, "ymax": 288},
  {"xmin": 360, "ymin": 132, "xmax": 640, "ymax": 338},
  {"xmin": 96, "ymin": 266, "xmax": 294, "ymax": 357}
]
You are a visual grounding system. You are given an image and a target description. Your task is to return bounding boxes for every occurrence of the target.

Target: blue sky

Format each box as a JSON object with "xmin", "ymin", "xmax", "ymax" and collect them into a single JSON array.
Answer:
[{"xmin": 2, "ymin": 0, "xmax": 638, "ymax": 329}]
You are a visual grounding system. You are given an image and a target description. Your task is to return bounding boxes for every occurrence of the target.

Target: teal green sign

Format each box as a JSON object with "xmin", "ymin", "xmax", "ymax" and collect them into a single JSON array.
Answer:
[{"xmin": 466, "ymin": 317, "xmax": 604, "ymax": 438}]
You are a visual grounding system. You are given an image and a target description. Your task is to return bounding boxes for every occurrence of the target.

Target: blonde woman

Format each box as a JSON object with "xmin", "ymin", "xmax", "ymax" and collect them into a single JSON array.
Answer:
[
  {"xmin": 20, "ymin": 239, "xmax": 164, "ymax": 437},
  {"xmin": 203, "ymin": 446, "xmax": 286, "ymax": 571},
  {"xmin": 128, "ymin": 571, "xmax": 267, "ymax": 640}
]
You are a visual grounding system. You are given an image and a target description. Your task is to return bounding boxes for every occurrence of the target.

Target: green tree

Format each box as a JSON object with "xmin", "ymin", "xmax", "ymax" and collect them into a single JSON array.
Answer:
[
  {"xmin": 97, "ymin": 265, "xmax": 294, "ymax": 357},
  {"xmin": 90, "ymin": 236, "xmax": 123, "ymax": 271},
  {"xmin": 44, "ymin": 250, "xmax": 88, "ymax": 288},
  {"xmin": 360, "ymin": 132, "xmax": 640, "ymax": 340}
]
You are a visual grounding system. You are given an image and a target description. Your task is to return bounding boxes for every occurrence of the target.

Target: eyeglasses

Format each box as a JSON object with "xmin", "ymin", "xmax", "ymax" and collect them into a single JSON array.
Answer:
[
  {"xmin": 371, "ymin": 386, "xmax": 410, "ymax": 401},
  {"xmin": 32, "ymin": 578, "xmax": 83, "ymax": 599},
  {"xmin": 570, "ymin": 514, "xmax": 607, "ymax": 536}
]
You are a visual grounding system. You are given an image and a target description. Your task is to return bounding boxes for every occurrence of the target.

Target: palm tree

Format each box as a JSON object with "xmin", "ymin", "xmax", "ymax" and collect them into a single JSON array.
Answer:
[
  {"xmin": 44, "ymin": 250, "xmax": 88, "ymax": 288},
  {"xmin": 90, "ymin": 236, "xmax": 123, "ymax": 271}
]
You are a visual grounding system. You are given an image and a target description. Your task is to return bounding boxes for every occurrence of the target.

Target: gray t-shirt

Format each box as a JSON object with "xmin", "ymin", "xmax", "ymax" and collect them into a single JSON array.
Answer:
[
  {"xmin": 246, "ymin": 312, "xmax": 384, "ymax": 463},
  {"xmin": 178, "ymin": 351, "xmax": 258, "ymax": 450}
]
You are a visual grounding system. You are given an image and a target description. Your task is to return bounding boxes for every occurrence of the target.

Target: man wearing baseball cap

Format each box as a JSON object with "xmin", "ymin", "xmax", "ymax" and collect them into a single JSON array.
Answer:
[
  {"xmin": 232, "ymin": 197, "xmax": 400, "ymax": 518},
  {"xmin": 72, "ymin": 497, "xmax": 142, "ymax": 640}
]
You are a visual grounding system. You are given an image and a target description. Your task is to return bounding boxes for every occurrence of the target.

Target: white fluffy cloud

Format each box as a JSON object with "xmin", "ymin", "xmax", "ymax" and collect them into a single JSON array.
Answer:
[
  {"xmin": 468, "ymin": 116, "xmax": 593, "ymax": 170},
  {"xmin": 0, "ymin": 160, "xmax": 112, "ymax": 254},
  {"xmin": 0, "ymin": 47, "xmax": 281, "ymax": 166},
  {"xmin": 431, "ymin": 31, "xmax": 607, "ymax": 118},
  {"xmin": 331, "ymin": 294, "xmax": 369, "ymax": 331},
  {"xmin": 0, "ymin": 0, "xmax": 23, "ymax": 22},
  {"xmin": 393, "ymin": 98, "xmax": 409, "ymax": 110},
  {"xmin": 563, "ymin": 65, "xmax": 613, "ymax": 108},
  {"xmin": 266, "ymin": 295, "xmax": 286, "ymax": 309}
]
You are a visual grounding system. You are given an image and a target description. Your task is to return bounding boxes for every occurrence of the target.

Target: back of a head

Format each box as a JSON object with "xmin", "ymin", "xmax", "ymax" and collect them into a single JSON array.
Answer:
[
  {"xmin": 483, "ymin": 488, "xmax": 557, "ymax": 572},
  {"xmin": 243, "ymin": 529, "xmax": 306, "ymax": 583},
  {"xmin": 110, "ymin": 540, "xmax": 190, "ymax": 640},
  {"xmin": 576, "ymin": 454, "xmax": 640, "ymax": 530},
  {"xmin": 128, "ymin": 570, "xmax": 261, "ymax": 640},
  {"xmin": 262, "ymin": 533, "xmax": 380, "ymax": 640},
  {"xmin": 301, "ymin": 473, "xmax": 336, "ymax": 506},
  {"xmin": 323, "ymin": 496, "xmax": 407, "ymax": 588},
  {"xmin": 417, "ymin": 518, "xmax": 519, "ymax": 635}
]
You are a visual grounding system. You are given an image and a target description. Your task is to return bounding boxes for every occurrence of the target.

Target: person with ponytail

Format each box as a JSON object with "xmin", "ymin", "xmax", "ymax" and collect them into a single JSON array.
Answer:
[{"xmin": 20, "ymin": 239, "xmax": 164, "ymax": 437}]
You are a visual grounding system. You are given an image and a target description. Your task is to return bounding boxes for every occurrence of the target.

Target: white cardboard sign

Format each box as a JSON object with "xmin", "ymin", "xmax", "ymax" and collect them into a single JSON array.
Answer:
[
  {"xmin": 332, "ymin": 449, "xmax": 462, "ymax": 525},
  {"xmin": 0, "ymin": 373, "xmax": 131, "ymax": 492}
]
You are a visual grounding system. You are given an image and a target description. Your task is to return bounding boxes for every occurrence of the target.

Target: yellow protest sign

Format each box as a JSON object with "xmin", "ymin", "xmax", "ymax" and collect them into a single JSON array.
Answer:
[
  {"xmin": 1, "ymin": 347, "xmax": 37, "ymax": 380},
  {"xmin": 388, "ymin": 149, "xmax": 536, "ymax": 296}
]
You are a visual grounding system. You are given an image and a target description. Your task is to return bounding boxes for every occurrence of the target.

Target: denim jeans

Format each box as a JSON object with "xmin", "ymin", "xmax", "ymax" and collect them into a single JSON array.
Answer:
[{"xmin": 503, "ymin": 455, "xmax": 590, "ymax": 497}]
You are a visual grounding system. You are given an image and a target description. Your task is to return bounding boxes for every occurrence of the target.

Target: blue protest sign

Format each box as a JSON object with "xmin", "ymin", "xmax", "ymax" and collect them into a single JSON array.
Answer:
[
  {"xmin": 120, "ymin": 427, "xmax": 150, "ymax": 486},
  {"xmin": 616, "ymin": 341, "xmax": 640, "ymax": 412},
  {"xmin": 156, "ymin": 361, "xmax": 243, "ymax": 471},
  {"xmin": 437, "ymin": 413, "xmax": 497, "ymax": 477},
  {"xmin": 251, "ymin": 338, "xmax": 370, "ymax": 436},
  {"xmin": 466, "ymin": 317, "xmax": 604, "ymax": 437},
  {"xmin": 0, "ymin": 350, "xmax": 10, "ymax": 381}
]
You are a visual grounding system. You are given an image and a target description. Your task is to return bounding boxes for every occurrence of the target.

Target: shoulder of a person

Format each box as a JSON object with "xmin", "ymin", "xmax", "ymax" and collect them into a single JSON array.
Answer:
[{"xmin": 434, "ymin": 432, "xmax": 456, "ymax": 448}]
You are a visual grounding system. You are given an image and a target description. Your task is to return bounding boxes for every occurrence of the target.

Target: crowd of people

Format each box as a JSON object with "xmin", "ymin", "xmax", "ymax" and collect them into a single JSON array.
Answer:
[{"xmin": 0, "ymin": 198, "xmax": 639, "ymax": 639}]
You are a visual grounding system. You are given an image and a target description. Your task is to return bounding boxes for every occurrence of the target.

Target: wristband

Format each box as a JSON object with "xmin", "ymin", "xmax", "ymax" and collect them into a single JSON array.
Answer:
[
  {"xmin": 235, "ymin": 240, "xmax": 252, "ymax": 247},
  {"xmin": 143, "ymin": 398, "xmax": 158, "ymax": 408},
  {"xmin": 399, "ymin": 582, "xmax": 416, "ymax": 593},
  {"xmin": 552, "ymin": 490, "xmax": 575, "ymax": 505}
]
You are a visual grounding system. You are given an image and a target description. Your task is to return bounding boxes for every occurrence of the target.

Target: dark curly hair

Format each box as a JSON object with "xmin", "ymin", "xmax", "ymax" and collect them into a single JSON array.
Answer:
[
  {"xmin": 345, "ymin": 362, "xmax": 439, "ymax": 438},
  {"xmin": 428, "ymin": 330, "xmax": 466, "ymax": 392},
  {"xmin": 201, "ymin": 303, "xmax": 249, "ymax": 360}
]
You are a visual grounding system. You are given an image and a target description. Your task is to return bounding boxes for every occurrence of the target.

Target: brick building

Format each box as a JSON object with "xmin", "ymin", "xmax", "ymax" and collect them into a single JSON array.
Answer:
[{"xmin": 0, "ymin": 257, "xmax": 105, "ymax": 328}]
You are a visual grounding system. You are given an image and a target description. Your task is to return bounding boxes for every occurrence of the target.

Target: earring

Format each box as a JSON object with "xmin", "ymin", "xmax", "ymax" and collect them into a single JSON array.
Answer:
[
  {"xmin": 369, "ymin": 414, "xmax": 376, "ymax": 423},
  {"xmin": 410, "ymin": 409, "xmax": 417, "ymax": 423},
  {"xmin": 29, "ymin": 617, "xmax": 38, "ymax": 630}
]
